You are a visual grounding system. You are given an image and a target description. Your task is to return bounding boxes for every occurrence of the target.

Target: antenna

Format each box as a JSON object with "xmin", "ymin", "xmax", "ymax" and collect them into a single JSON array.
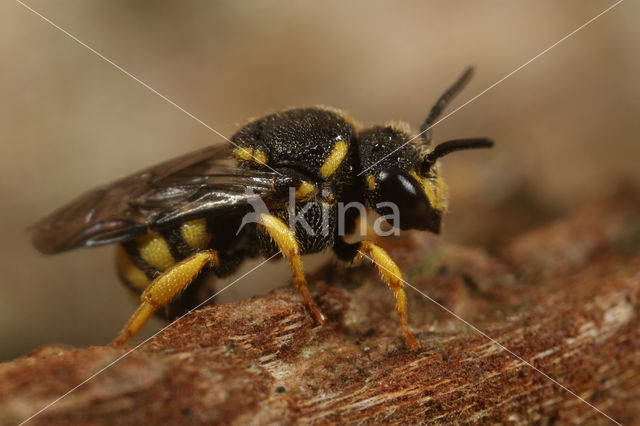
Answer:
[
  {"xmin": 420, "ymin": 67, "xmax": 475, "ymax": 144},
  {"xmin": 420, "ymin": 138, "xmax": 494, "ymax": 173}
]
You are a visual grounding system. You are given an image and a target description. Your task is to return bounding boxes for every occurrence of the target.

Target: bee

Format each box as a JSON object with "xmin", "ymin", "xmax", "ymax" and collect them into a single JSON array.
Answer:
[{"xmin": 32, "ymin": 67, "xmax": 492, "ymax": 349}]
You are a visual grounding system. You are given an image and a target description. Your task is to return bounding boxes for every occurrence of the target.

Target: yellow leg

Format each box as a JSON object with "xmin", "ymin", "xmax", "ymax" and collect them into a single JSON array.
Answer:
[
  {"xmin": 113, "ymin": 250, "xmax": 219, "ymax": 346},
  {"xmin": 259, "ymin": 213, "xmax": 326, "ymax": 324},
  {"xmin": 356, "ymin": 241, "xmax": 419, "ymax": 349}
]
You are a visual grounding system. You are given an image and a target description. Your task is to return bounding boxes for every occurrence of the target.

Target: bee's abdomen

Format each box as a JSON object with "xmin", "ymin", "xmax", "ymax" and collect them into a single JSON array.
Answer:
[
  {"xmin": 115, "ymin": 245, "xmax": 150, "ymax": 292},
  {"xmin": 116, "ymin": 218, "xmax": 213, "ymax": 293}
]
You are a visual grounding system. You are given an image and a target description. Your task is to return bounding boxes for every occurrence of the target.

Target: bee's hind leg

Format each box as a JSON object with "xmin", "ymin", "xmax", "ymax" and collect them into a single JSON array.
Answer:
[{"xmin": 113, "ymin": 250, "xmax": 219, "ymax": 346}]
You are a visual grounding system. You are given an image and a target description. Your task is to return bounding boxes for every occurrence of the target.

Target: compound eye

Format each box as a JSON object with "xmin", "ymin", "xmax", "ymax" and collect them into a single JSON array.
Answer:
[{"xmin": 376, "ymin": 169, "xmax": 439, "ymax": 231}]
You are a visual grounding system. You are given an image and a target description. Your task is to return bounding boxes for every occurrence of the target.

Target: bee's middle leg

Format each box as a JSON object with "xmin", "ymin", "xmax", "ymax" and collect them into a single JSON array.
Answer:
[{"xmin": 258, "ymin": 213, "xmax": 326, "ymax": 324}]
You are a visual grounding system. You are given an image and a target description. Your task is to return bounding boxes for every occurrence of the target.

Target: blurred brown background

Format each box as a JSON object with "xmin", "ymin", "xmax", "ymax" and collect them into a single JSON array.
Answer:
[{"xmin": 1, "ymin": 1, "xmax": 638, "ymax": 361}]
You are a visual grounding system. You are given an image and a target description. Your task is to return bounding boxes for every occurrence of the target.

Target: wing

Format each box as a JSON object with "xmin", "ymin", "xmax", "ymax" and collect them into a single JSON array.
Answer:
[{"xmin": 31, "ymin": 144, "xmax": 284, "ymax": 254}]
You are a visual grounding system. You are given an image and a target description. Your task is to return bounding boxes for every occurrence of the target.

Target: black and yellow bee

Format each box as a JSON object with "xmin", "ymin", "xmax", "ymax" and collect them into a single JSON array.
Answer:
[{"xmin": 32, "ymin": 67, "xmax": 492, "ymax": 349}]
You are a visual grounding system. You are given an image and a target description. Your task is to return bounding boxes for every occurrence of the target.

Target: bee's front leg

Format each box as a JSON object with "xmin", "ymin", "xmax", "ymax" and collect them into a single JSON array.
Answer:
[{"xmin": 334, "ymin": 236, "xmax": 419, "ymax": 349}]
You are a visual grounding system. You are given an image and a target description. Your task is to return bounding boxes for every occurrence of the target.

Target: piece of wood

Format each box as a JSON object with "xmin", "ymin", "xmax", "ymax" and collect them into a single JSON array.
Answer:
[{"xmin": 2, "ymin": 190, "xmax": 639, "ymax": 425}]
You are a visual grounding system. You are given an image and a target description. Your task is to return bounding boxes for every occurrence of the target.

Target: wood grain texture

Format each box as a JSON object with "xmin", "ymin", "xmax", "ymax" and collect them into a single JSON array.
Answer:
[{"xmin": 2, "ymin": 188, "xmax": 639, "ymax": 425}]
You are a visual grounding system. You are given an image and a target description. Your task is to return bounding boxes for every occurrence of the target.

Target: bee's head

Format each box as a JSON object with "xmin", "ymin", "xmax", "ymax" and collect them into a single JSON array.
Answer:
[
  {"xmin": 358, "ymin": 125, "xmax": 492, "ymax": 233},
  {"xmin": 357, "ymin": 66, "xmax": 494, "ymax": 234}
]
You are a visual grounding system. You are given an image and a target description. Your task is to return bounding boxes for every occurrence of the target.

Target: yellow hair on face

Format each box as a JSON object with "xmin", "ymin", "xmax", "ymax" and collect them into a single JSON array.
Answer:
[{"xmin": 409, "ymin": 167, "xmax": 448, "ymax": 212}]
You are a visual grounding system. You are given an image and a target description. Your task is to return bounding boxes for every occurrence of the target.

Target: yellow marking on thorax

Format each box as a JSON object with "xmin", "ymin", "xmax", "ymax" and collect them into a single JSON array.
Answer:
[
  {"xmin": 295, "ymin": 181, "xmax": 317, "ymax": 199},
  {"xmin": 319, "ymin": 140, "xmax": 348, "ymax": 178},
  {"xmin": 137, "ymin": 232, "xmax": 175, "ymax": 271},
  {"xmin": 366, "ymin": 174, "xmax": 376, "ymax": 190},
  {"xmin": 409, "ymin": 168, "xmax": 448, "ymax": 211},
  {"xmin": 116, "ymin": 245, "xmax": 150, "ymax": 291},
  {"xmin": 181, "ymin": 218, "xmax": 212, "ymax": 250},
  {"xmin": 254, "ymin": 149, "xmax": 267, "ymax": 164},
  {"xmin": 323, "ymin": 191, "xmax": 335, "ymax": 203},
  {"xmin": 233, "ymin": 147, "xmax": 268, "ymax": 165}
]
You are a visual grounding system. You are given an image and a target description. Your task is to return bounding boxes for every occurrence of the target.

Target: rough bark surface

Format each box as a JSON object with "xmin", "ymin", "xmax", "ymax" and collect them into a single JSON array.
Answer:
[{"xmin": 2, "ymin": 189, "xmax": 640, "ymax": 425}]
